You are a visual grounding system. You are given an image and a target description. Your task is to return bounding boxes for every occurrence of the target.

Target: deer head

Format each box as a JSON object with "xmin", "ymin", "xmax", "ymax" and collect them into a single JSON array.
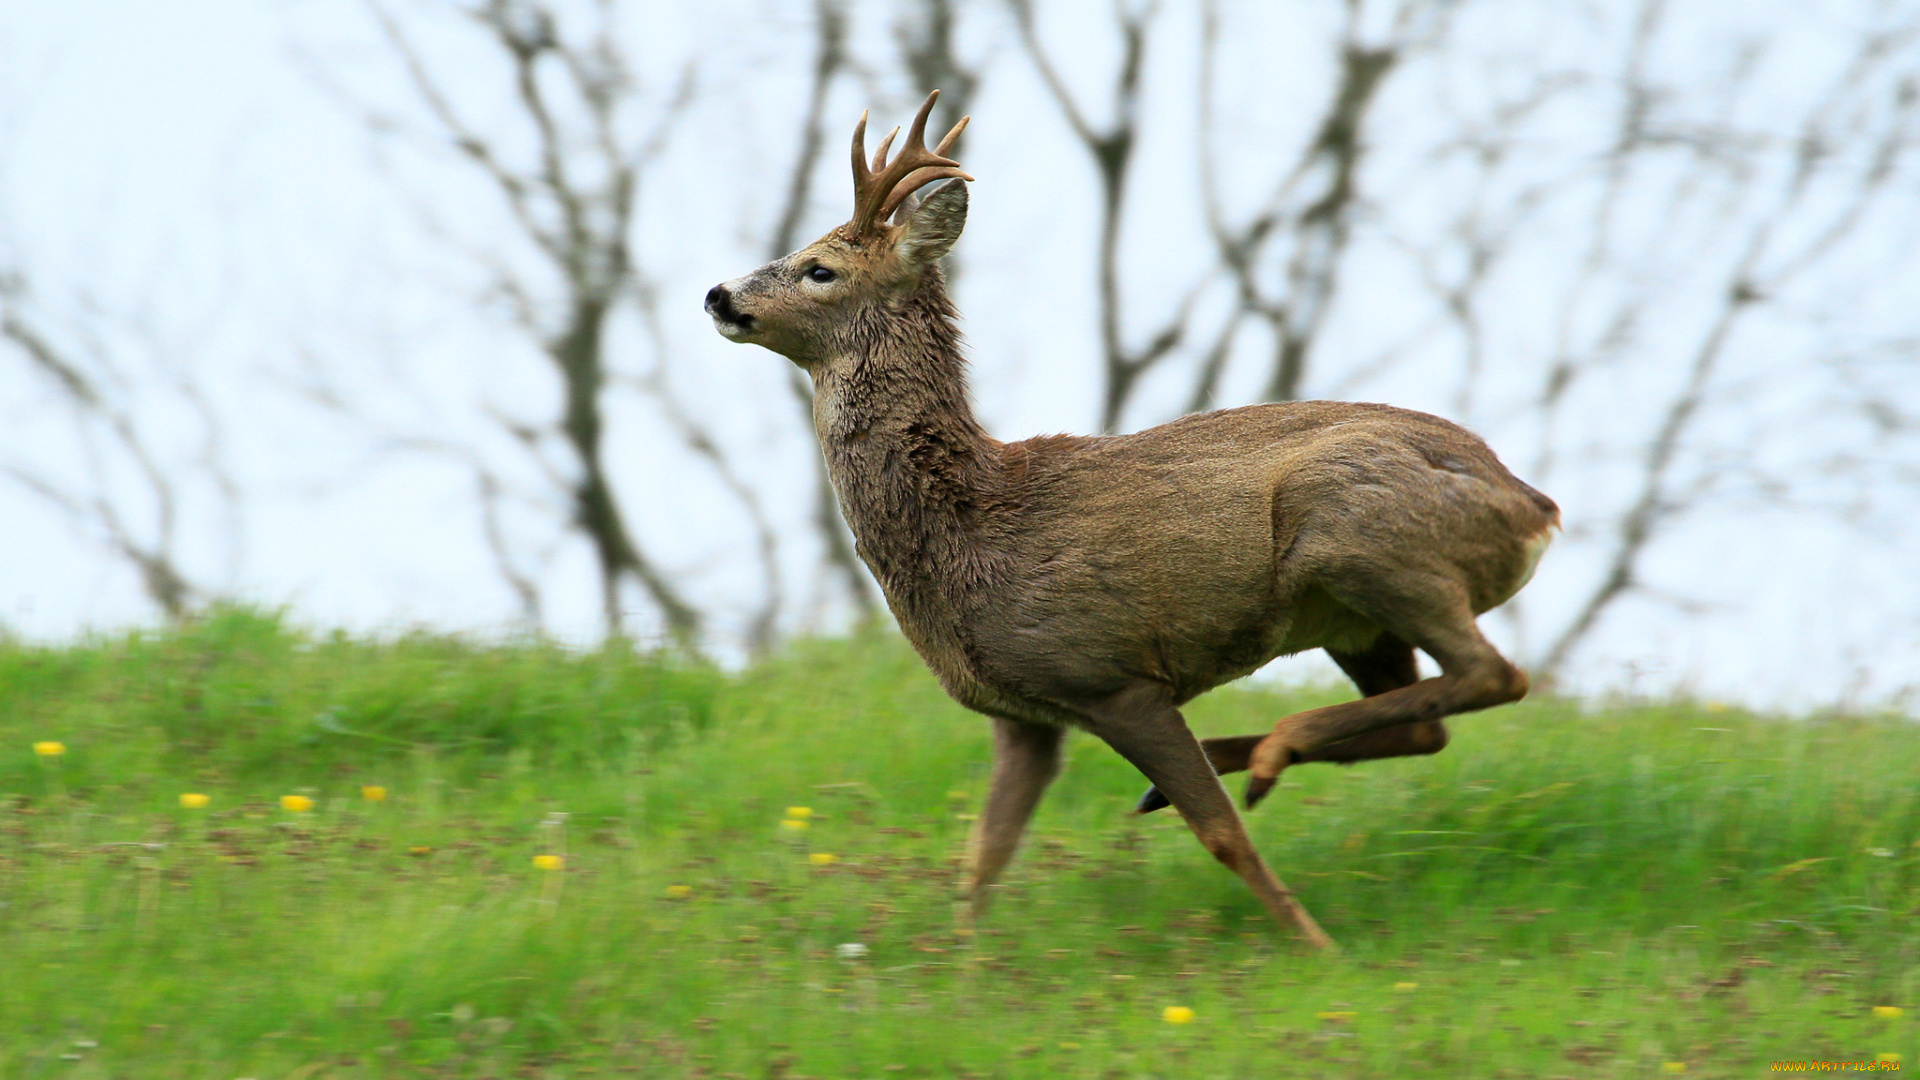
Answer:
[{"xmin": 706, "ymin": 91, "xmax": 973, "ymax": 366}]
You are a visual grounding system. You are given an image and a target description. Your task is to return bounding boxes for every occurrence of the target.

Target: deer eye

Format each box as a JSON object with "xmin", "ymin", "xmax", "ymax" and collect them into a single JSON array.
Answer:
[{"xmin": 805, "ymin": 265, "xmax": 836, "ymax": 283}]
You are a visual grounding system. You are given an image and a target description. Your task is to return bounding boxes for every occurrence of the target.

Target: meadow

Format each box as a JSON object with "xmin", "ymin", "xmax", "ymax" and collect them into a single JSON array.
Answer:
[{"xmin": 2, "ymin": 609, "xmax": 1915, "ymax": 1078}]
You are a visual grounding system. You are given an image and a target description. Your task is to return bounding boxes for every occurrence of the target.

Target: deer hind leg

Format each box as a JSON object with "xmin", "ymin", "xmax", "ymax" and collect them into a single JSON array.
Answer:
[
  {"xmin": 1084, "ymin": 683, "xmax": 1336, "ymax": 951},
  {"xmin": 1305, "ymin": 631, "xmax": 1450, "ymax": 765},
  {"xmin": 1245, "ymin": 587, "xmax": 1528, "ymax": 808},
  {"xmin": 1135, "ymin": 634, "xmax": 1429, "ymax": 814},
  {"xmin": 1328, "ymin": 631, "xmax": 1420, "ymax": 696},
  {"xmin": 959, "ymin": 717, "xmax": 1064, "ymax": 914}
]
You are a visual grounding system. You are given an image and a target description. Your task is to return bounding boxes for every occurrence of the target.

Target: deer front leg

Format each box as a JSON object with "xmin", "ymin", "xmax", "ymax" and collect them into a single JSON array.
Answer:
[
  {"xmin": 1084, "ymin": 684, "xmax": 1336, "ymax": 951},
  {"xmin": 959, "ymin": 717, "xmax": 1063, "ymax": 914},
  {"xmin": 1134, "ymin": 735, "xmax": 1260, "ymax": 813}
]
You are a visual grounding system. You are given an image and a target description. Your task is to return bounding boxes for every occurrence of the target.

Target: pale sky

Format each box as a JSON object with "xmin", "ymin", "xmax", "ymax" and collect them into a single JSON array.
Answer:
[{"xmin": 2, "ymin": 0, "xmax": 1916, "ymax": 712}]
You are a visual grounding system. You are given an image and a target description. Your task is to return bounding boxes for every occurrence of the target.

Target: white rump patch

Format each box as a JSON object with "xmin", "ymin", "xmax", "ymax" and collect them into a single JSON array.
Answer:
[{"xmin": 1513, "ymin": 527, "xmax": 1554, "ymax": 594}]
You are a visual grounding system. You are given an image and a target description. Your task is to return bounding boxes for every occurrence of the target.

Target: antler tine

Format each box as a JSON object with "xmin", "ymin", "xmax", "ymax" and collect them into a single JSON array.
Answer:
[
  {"xmin": 850, "ymin": 109, "xmax": 872, "ymax": 192},
  {"xmin": 876, "ymin": 162, "xmax": 974, "ymax": 222},
  {"xmin": 901, "ymin": 90, "xmax": 940, "ymax": 158},
  {"xmin": 847, "ymin": 90, "xmax": 974, "ymax": 236},
  {"xmin": 933, "ymin": 115, "xmax": 970, "ymax": 158},
  {"xmin": 871, "ymin": 127, "xmax": 901, "ymax": 175}
]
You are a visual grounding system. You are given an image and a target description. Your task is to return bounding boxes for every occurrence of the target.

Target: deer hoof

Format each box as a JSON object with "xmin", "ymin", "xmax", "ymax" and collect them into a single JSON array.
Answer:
[
  {"xmin": 1245, "ymin": 735, "xmax": 1297, "ymax": 809},
  {"xmin": 1245, "ymin": 774, "xmax": 1276, "ymax": 809},
  {"xmin": 1135, "ymin": 786, "xmax": 1172, "ymax": 814}
]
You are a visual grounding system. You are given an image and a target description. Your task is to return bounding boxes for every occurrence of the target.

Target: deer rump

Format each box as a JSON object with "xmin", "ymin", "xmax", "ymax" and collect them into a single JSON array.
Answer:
[{"xmin": 962, "ymin": 399, "xmax": 1557, "ymax": 714}]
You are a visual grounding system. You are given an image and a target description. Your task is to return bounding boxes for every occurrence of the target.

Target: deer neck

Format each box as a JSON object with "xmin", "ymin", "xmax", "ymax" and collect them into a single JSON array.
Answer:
[{"xmin": 809, "ymin": 283, "xmax": 1005, "ymax": 610}]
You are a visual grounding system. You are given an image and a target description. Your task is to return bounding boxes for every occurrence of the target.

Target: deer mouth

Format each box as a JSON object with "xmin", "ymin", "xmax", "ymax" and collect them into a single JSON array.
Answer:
[{"xmin": 705, "ymin": 285, "xmax": 757, "ymax": 338}]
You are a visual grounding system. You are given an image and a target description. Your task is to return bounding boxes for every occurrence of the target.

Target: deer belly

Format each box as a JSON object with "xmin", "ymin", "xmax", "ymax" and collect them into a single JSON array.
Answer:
[
  {"xmin": 978, "ymin": 566, "xmax": 1283, "ymax": 696},
  {"xmin": 1274, "ymin": 586, "xmax": 1382, "ymax": 656}
]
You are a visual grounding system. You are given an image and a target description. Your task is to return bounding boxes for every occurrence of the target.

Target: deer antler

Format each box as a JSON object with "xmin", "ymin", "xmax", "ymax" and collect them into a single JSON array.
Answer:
[{"xmin": 846, "ymin": 90, "xmax": 973, "ymax": 238}]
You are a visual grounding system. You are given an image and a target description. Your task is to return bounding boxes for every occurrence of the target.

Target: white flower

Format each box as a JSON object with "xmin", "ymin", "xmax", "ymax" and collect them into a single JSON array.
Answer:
[{"xmin": 835, "ymin": 942, "xmax": 868, "ymax": 960}]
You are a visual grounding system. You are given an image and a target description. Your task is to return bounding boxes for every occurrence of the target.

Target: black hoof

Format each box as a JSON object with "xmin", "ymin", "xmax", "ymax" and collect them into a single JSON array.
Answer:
[
  {"xmin": 1244, "ymin": 775, "xmax": 1275, "ymax": 810},
  {"xmin": 1135, "ymin": 786, "xmax": 1171, "ymax": 814}
]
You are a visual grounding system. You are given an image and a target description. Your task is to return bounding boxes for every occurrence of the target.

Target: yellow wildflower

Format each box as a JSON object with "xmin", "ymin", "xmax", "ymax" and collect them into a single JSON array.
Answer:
[
  {"xmin": 1162, "ymin": 1006, "xmax": 1195, "ymax": 1025},
  {"xmin": 785, "ymin": 806, "xmax": 813, "ymax": 820},
  {"xmin": 532, "ymin": 855, "xmax": 563, "ymax": 871},
  {"xmin": 179, "ymin": 793, "xmax": 210, "ymax": 809},
  {"xmin": 408, "ymin": 846, "xmax": 433, "ymax": 856},
  {"xmin": 665, "ymin": 884, "xmax": 692, "ymax": 898},
  {"xmin": 781, "ymin": 818, "xmax": 810, "ymax": 832},
  {"xmin": 33, "ymin": 741, "xmax": 66, "ymax": 757},
  {"xmin": 946, "ymin": 790, "xmax": 969, "ymax": 800},
  {"xmin": 1874, "ymin": 1006, "xmax": 1903, "ymax": 1019},
  {"xmin": 280, "ymin": 795, "xmax": 314, "ymax": 813},
  {"xmin": 809, "ymin": 852, "xmax": 838, "ymax": 866},
  {"xmin": 361, "ymin": 785, "xmax": 387, "ymax": 802},
  {"xmin": 1393, "ymin": 982, "xmax": 1418, "ymax": 992},
  {"xmin": 1662, "ymin": 1064, "xmax": 1686, "ymax": 1074}
]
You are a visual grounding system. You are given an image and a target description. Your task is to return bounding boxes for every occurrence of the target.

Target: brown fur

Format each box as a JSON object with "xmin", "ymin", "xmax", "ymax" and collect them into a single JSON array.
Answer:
[{"xmin": 707, "ymin": 112, "xmax": 1557, "ymax": 949}]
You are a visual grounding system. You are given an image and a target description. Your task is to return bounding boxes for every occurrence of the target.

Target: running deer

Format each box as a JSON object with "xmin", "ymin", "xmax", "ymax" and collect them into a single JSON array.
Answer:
[{"xmin": 705, "ymin": 92, "xmax": 1557, "ymax": 949}]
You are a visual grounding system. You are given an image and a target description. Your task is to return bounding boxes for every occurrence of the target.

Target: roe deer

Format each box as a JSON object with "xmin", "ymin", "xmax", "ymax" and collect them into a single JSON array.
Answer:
[{"xmin": 705, "ymin": 92, "xmax": 1557, "ymax": 949}]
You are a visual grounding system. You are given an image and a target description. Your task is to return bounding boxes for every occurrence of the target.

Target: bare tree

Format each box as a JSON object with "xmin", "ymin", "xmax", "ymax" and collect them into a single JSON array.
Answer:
[
  {"xmin": 1006, "ymin": 0, "xmax": 1920, "ymax": 693},
  {"xmin": 630, "ymin": 286, "xmax": 787, "ymax": 656},
  {"xmin": 1011, "ymin": 0, "xmax": 1457, "ymax": 430},
  {"xmin": 1532, "ymin": 14, "xmax": 1920, "ymax": 676},
  {"xmin": 1008, "ymin": 0, "xmax": 1198, "ymax": 433},
  {"xmin": 759, "ymin": 0, "xmax": 881, "ymax": 628},
  {"xmin": 1255, "ymin": 0, "xmax": 1920, "ymax": 683},
  {"xmin": 0, "ymin": 270, "xmax": 235, "ymax": 622},
  {"xmin": 1186, "ymin": 0, "xmax": 1463, "ymax": 414},
  {"xmin": 352, "ymin": 0, "xmax": 788, "ymax": 646}
]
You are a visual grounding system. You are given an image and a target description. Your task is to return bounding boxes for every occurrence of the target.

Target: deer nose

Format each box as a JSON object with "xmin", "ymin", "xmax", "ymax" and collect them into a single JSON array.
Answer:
[{"xmin": 705, "ymin": 283, "xmax": 754, "ymax": 331}]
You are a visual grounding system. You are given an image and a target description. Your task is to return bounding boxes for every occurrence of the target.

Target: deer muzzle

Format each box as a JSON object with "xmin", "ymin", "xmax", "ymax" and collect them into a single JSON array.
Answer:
[{"xmin": 704, "ymin": 283, "xmax": 756, "ymax": 338}]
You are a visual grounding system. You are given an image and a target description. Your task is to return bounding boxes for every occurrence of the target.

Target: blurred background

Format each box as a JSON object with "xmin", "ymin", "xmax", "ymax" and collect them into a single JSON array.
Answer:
[{"xmin": 1, "ymin": 0, "xmax": 1915, "ymax": 710}]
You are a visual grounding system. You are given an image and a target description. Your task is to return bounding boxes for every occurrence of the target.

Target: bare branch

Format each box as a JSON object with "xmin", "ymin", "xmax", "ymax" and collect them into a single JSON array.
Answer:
[
  {"xmin": 1194, "ymin": 0, "xmax": 1415, "ymax": 410},
  {"xmin": 1010, "ymin": 0, "xmax": 1202, "ymax": 432},
  {"xmin": 633, "ymin": 283, "xmax": 785, "ymax": 658},
  {"xmin": 476, "ymin": 468, "xmax": 544, "ymax": 626},
  {"xmin": 761, "ymin": 0, "xmax": 884, "ymax": 628},
  {"xmin": 367, "ymin": 0, "xmax": 564, "ymax": 260},
  {"xmin": 357, "ymin": 0, "xmax": 709, "ymax": 645},
  {"xmin": 0, "ymin": 278, "xmax": 208, "ymax": 622},
  {"xmin": 1535, "ymin": 13, "xmax": 1920, "ymax": 676}
]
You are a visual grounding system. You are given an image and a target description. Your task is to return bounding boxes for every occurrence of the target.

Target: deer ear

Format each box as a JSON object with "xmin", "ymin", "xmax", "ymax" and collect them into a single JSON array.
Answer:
[{"xmin": 896, "ymin": 178, "xmax": 968, "ymax": 266}]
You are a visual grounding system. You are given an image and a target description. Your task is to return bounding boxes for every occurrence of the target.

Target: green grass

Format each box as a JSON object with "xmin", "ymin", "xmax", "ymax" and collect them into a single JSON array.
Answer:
[{"xmin": 2, "ymin": 609, "xmax": 1916, "ymax": 1077}]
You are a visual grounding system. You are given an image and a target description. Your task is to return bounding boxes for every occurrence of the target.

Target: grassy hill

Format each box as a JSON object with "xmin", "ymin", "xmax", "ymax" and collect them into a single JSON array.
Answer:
[{"xmin": 2, "ymin": 609, "xmax": 1915, "ymax": 1076}]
